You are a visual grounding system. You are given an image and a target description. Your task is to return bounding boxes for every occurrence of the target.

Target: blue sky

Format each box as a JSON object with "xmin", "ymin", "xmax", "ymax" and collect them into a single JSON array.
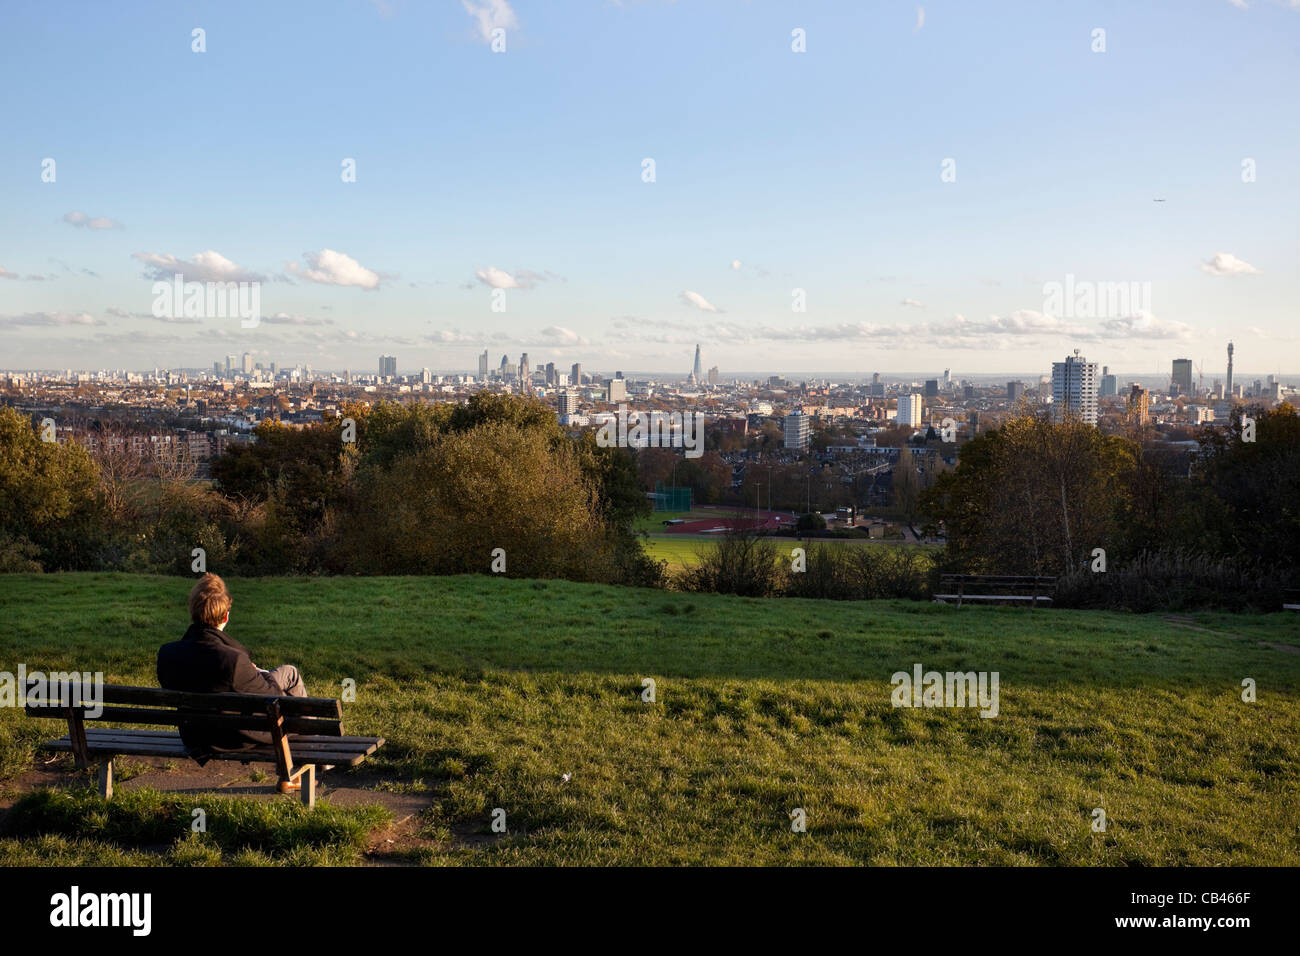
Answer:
[{"xmin": 2, "ymin": 0, "xmax": 1297, "ymax": 378}]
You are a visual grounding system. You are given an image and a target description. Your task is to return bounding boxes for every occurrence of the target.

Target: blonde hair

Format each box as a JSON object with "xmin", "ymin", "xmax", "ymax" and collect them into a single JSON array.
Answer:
[{"xmin": 188, "ymin": 573, "xmax": 232, "ymax": 626}]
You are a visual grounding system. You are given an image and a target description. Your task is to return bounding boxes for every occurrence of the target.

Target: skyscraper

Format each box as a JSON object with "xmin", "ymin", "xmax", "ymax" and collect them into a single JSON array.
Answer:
[
  {"xmin": 1051, "ymin": 350, "xmax": 1099, "ymax": 425},
  {"xmin": 242, "ymin": 352, "xmax": 254, "ymax": 374},
  {"xmin": 571, "ymin": 363, "xmax": 582, "ymax": 386},
  {"xmin": 1226, "ymin": 342, "xmax": 1234, "ymax": 398},
  {"xmin": 898, "ymin": 393, "xmax": 924, "ymax": 427},
  {"xmin": 784, "ymin": 410, "xmax": 810, "ymax": 450},
  {"xmin": 1007, "ymin": 381, "xmax": 1024, "ymax": 403},
  {"xmin": 1099, "ymin": 366, "xmax": 1117, "ymax": 398},
  {"xmin": 1172, "ymin": 359, "xmax": 1194, "ymax": 396},
  {"xmin": 519, "ymin": 353, "xmax": 530, "ymax": 393},
  {"xmin": 478, "ymin": 350, "xmax": 489, "ymax": 379},
  {"xmin": 379, "ymin": 355, "xmax": 397, "ymax": 378},
  {"xmin": 692, "ymin": 344, "xmax": 702, "ymax": 384}
]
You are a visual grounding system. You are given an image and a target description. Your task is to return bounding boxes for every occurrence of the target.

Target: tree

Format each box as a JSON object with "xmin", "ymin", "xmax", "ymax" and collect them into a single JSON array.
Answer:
[{"xmin": 920, "ymin": 412, "xmax": 1138, "ymax": 574}]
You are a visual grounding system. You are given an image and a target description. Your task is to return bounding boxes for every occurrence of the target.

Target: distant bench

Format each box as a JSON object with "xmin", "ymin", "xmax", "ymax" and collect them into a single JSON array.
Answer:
[
  {"xmin": 27, "ymin": 684, "xmax": 384, "ymax": 809},
  {"xmin": 933, "ymin": 574, "xmax": 1056, "ymax": 608},
  {"xmin": 1285, "ymin": 589, "xmax": 1300, "ymax": 612}
]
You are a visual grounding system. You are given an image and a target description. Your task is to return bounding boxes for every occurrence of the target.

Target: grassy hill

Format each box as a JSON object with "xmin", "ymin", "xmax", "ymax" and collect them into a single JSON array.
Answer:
[{"xmin": 2, "ymin": 572, "xmax": 1298, "ymax": 865}]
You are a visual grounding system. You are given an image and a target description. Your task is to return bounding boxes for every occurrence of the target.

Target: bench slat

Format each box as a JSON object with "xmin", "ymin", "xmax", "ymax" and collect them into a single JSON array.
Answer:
[
  {"xmin": 23, "ymin": 684, "xmax": 341, "ymax": 718},
  {"xmin": 26, "ymin": 705, "xmax": 342, "ymax": 736},
  {"xmin": 43, "ymin": 733, "xmax": 384, "ymax": 766},
  {"xmin": 45, "ymin": 730, "xmax": 379, "ymax": 751}
]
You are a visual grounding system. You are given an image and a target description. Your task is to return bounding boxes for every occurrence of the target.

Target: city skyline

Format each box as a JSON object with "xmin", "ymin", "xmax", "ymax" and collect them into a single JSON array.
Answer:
[{"xmin": 3, "ymin": 2, "xmax": 1299, "ymax": 373}]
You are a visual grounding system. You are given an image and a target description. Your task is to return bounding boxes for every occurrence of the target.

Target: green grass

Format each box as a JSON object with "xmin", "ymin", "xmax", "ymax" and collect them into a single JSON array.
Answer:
[
  {"xmin": 0, "ymin": 788, "xmax": 387, "ymax": 866},
  {"xmin": 2, "ymin": 572, "xmax": 1299, "ymax": 865},
  {"xmin": 642, "ymin": 534, "xmax": 927, "ymax": 571}
]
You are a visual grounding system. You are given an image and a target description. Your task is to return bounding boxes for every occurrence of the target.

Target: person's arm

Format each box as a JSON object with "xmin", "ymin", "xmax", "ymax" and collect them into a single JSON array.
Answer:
[{"xmin": 230, "ymin": 652, "xmax": 281, "ymax": 696}]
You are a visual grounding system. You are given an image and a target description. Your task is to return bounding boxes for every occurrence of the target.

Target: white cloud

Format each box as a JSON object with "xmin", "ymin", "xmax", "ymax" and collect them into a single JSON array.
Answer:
[
  {"xmin": 0, "ymin": 311, "xmax": 101, "ymax": 327},
  {"xmin": 1227, "ymin": 0, "xmax": 1248, "ymax": 8},
  {"xmin": 540, "ymin": 325, "xmax": 589, "ymax": 346},
  {"xmin": 475, "ymin": 266, "xmax": 519, "ymax": 289},
  {"xmin": 900, "ymin": 297, "xmax": 925, "ymax": 309},
  {"xmin": 463, "ymin": 0, "xmax": 518, "ymax": 43},
  {"xmin": 64, "ymin": 210, "xmax": 122, "ymax": 230},
  {"xmin": 286, "ymin": 249, "xmax": 382, "ymax": 289},
  {"xmin": 730, "ymin": 259, "xmax": 742, "ymax": 270},
  {"xmin": 263, "ymin": 312, "xmax": 332, "ymax": 326},
  {"xmin": 680, "ymin": 290, "xmax": 723, "ymax": 313},
  {"xmin": 474, "ymin": 266, "xmax": 550, "ymax": 290},
  {"xmin": 915, "ymin": 5, "xmax": 926, "ymax": 31},
  {"xmin": 134, "ymin": 250, "xmax": 265, "ymax": 283},
  {"xmin": 427, "ymin": 329, "xmax": 479, "ymax": 343},
  {"xmin": 0, "ymin": 266, "xmax": 55, "ymax": 281},
  {"xmin": 1200, "ymin": 252, "xmax": 1260, "ymax": 276},
  {"xmin": 1097, "ymin": 313, "xmax": 1192, "ymax": 340}
]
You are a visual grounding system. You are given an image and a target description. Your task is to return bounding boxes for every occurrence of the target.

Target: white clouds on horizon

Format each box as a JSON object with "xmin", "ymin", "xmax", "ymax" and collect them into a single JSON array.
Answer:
[{"xmin": 0, "ymin": 311, "xmax": 101, "ymax": 327}]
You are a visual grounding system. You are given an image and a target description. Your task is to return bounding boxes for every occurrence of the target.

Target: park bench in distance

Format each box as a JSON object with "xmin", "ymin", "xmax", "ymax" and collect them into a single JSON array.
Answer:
[
  {"xmin": 27, "ymin": 684, "xmax": 384, "ymax": 809},
  {"xmin": 1285, "ymin": 588, "xmax": 1300, "ymax": 612},
  {"xmin": 933, "ymin": 574, "xmax": 1057, "ymax": 608}
]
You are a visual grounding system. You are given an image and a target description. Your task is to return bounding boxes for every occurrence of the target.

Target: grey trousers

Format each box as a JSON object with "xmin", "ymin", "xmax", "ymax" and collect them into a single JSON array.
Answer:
[{"xmin": 265, "ymin": 664, "xmax": 308, "ymax": 697}]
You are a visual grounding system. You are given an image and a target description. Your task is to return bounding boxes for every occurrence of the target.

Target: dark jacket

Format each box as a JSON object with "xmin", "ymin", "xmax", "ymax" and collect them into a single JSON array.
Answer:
[{"xmin": 157, "ymin": 622, "xmax": 282, "ymax": 759}]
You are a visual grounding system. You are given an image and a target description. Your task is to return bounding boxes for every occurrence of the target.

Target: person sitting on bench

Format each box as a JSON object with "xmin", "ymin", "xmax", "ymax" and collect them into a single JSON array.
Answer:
[{"xmin": 157, "ymin": 572, "xmax": 308, "ymax": 759}]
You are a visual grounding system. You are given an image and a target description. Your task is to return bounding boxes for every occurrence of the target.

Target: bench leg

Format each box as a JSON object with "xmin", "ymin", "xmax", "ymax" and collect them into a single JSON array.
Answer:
[
  {"xmin": 98, "ymin": 759, "xmax": 113, "ymax": 799},
  {"xmin": 300, "ymin": 765, "xmax": 315, "ymax": 810}
]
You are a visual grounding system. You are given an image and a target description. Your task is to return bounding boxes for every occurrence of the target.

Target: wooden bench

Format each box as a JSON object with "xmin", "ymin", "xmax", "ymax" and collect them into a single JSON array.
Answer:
[
  {"xmin": 1285, "ymin": 589, "xmax": 1300, "ymax": 612},
  {"xmin": 27, "ymin": 683, "xmax": 384, "ymax": 809},
  {"xmin": 933, "ymin": 574, "xmax": 1056, "ymax": 608}
]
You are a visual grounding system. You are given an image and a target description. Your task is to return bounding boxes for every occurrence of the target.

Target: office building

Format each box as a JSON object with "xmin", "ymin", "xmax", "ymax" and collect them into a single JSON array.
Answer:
[
  {"xmin": 379, "ymin": 355, "xmax": 397, "ymax": 378},
  {"xmin": 1007, "ymin": 381, "xmax": 1024, "ymax": 403},
  {"xmin": 606, "ymin": 378, "xmax": 627, "ymax": 402},
  {"xmin": 1051, "ymin": 350, "xmax": 1099, "ymax": 425},
  {"xmin": 924, "ymin": 379, "xmax": 939, "ymax": 398},
  {"xmin": 1099, "ymin": 366, "xmax": 1117, "ymax": 398},
  {"xmin": 571, "ymin": 363, "xmax": 583, "ymax": 387},
  {"xmin": 708, "ymin": 366, "xmax": 719, "ymax": 385},
  {"xmin": 478, "ymin": 350, "xmax": 489, "ymax": 379},
  {"xmin": 558, "ymin": 391, "xmax": 579, "ymax": 417},
  {"xmin": 1172, "ymin": 358, "xmax": 1193, "ymax": 396},
  {"xmin": 242, "ymin": 352, "xmax": 254, "ymax": 375}
]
